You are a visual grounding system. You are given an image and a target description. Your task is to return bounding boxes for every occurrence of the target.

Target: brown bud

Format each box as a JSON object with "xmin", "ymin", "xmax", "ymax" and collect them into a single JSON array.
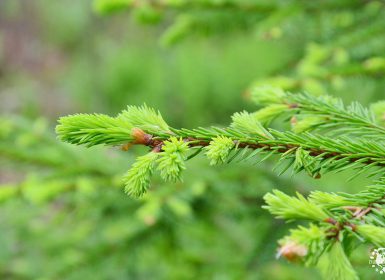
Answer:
[
  {"xmin": 131, "ymin": 128, "xmax": 152, "ymax": 145},
  {"xmin": 277, "ymin": 241, "xmax": 308, "ymax": 262}
]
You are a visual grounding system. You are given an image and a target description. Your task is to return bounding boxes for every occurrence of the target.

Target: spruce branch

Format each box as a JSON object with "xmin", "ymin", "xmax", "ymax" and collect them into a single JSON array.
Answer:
[
  {"xmin": 251, "ymin": 87, "xmax": 385, "ymax": 139},
  {"xmin": 287, "ymin": 93, "xmax": 385, "ymax": 138},
  {"xmin": 311, "ymin": 178, "xmax": 385, "ymax": 208},
  {"xmin": 92, "ymin": 0, "xmax": 377, "ymax": 48},
  {"xmin": 93, "ymin": 0, "xmax": 366, "ymax": 16},
  {"xmin": 56, "ymin": 90, "xmax": 385, "ymax": 279},
  {"xmin": 264, "ymin": 178, "xmax": 385, "ymax": 271},
  {"xmin": 57, "ymin": 98, "xmax": 385, "ymax": 198}
]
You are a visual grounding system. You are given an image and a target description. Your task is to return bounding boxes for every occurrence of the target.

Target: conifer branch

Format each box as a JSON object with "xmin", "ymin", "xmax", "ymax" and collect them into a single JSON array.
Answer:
[
  {"xmin": 93, "ymin": 0, "xmax": 362, "ymax": 16},
  {"xmin": 56, "ymin": 91, "xmax": 385, "ymax": 197},
  {"xmin": 251, "ymin": 86, "xmax": 385, "ymax": 139},
  {"xmin": 263, "ymin": 178, "xmax": 385, "ymax": 273},
  {"xmin": 56, "ymin": 88, "xmax": 385, "ymax": 279}
]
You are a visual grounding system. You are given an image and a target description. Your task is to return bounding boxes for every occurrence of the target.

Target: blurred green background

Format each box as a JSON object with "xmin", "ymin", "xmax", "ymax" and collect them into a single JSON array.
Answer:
[{"xmin": 0, "ymin": 1, "xmax": 384, "ymax": 279}]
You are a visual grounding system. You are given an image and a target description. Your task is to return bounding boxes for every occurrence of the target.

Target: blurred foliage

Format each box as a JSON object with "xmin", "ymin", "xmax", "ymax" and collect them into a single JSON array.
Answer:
[{"xmin": 0, "ymin": 0, "xmax": 384, "ymax": 279}]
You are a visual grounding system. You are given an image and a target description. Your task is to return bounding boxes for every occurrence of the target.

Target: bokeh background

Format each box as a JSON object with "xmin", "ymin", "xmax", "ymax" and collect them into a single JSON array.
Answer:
[{"xmin": 0, "ymin": 1, "xmax": 384, "ymax": 279}]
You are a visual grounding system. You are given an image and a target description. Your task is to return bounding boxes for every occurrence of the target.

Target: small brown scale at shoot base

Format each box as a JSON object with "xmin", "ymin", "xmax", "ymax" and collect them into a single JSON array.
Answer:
[
  {"xmin": 131, "ymin": 127, "xmax": 152, "ymax": 145},
  {"xmin": 121, "ymin": 128, "xmax": 154, "ymax": 151},
  {"xmin": 277, "ymin": 241, "xmax": 308, "ymax": 262}
]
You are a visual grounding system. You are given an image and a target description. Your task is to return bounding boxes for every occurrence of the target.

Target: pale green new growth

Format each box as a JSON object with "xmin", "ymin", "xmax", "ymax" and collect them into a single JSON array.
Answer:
[
  {"xmin": 251, "ymin": 85, "xmax": 285, "ymax": 105},
  {"xmin": 279, "ymin": 224, "xmax": 326, "ymax": 265},
  {"xmin": 291, "ymin": 116, "xmax": 325, "ymax": 134},
  {"xmin": 253, "ymin": 104, "xmax": 288, "ymax": 124},
  {"xmin": 123, "ymin": 152, "xmax": 159, "ymax": 198},
  {"xmin": 157, "ymin": 137, "xmax": 189, "ymax": 182},
  {"xmin": 230, "ymin": 111, "xmax": 270, "ymax": 136},
  {"xmin": 371, "ymin": 101, "xmax": 385, "ymax": 125},
  {"xmin": 318, "ymin": 242, "xmax": 359, "ymax": 280},
  {"xmin": 263, "ymin": 190, "xmax": 328, "ymax": 221},
  {"xmin": 205, "ymin": 136, "xmax": 234, "ymax": 165},
  {"xmin": 118, "ymin": 104, "xmax": 170, "ymax": 134},
  {"xmin": 356, "ymin": 225, "xmax": 385, "ymax": 247},
  {"xmin": 309, "ymin": 191, "xmax": 351, "ymax": 209},
  {"xmin": 283, "ymin": 224, "xmax": 326, "ymax": 246},
  {"xmin": 56, "ymin": 104, "xmax": 171, "ymax": 148},
  {"xmin": 56, "ymin": 113, "xmax": 134, "ymax": 147}
]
